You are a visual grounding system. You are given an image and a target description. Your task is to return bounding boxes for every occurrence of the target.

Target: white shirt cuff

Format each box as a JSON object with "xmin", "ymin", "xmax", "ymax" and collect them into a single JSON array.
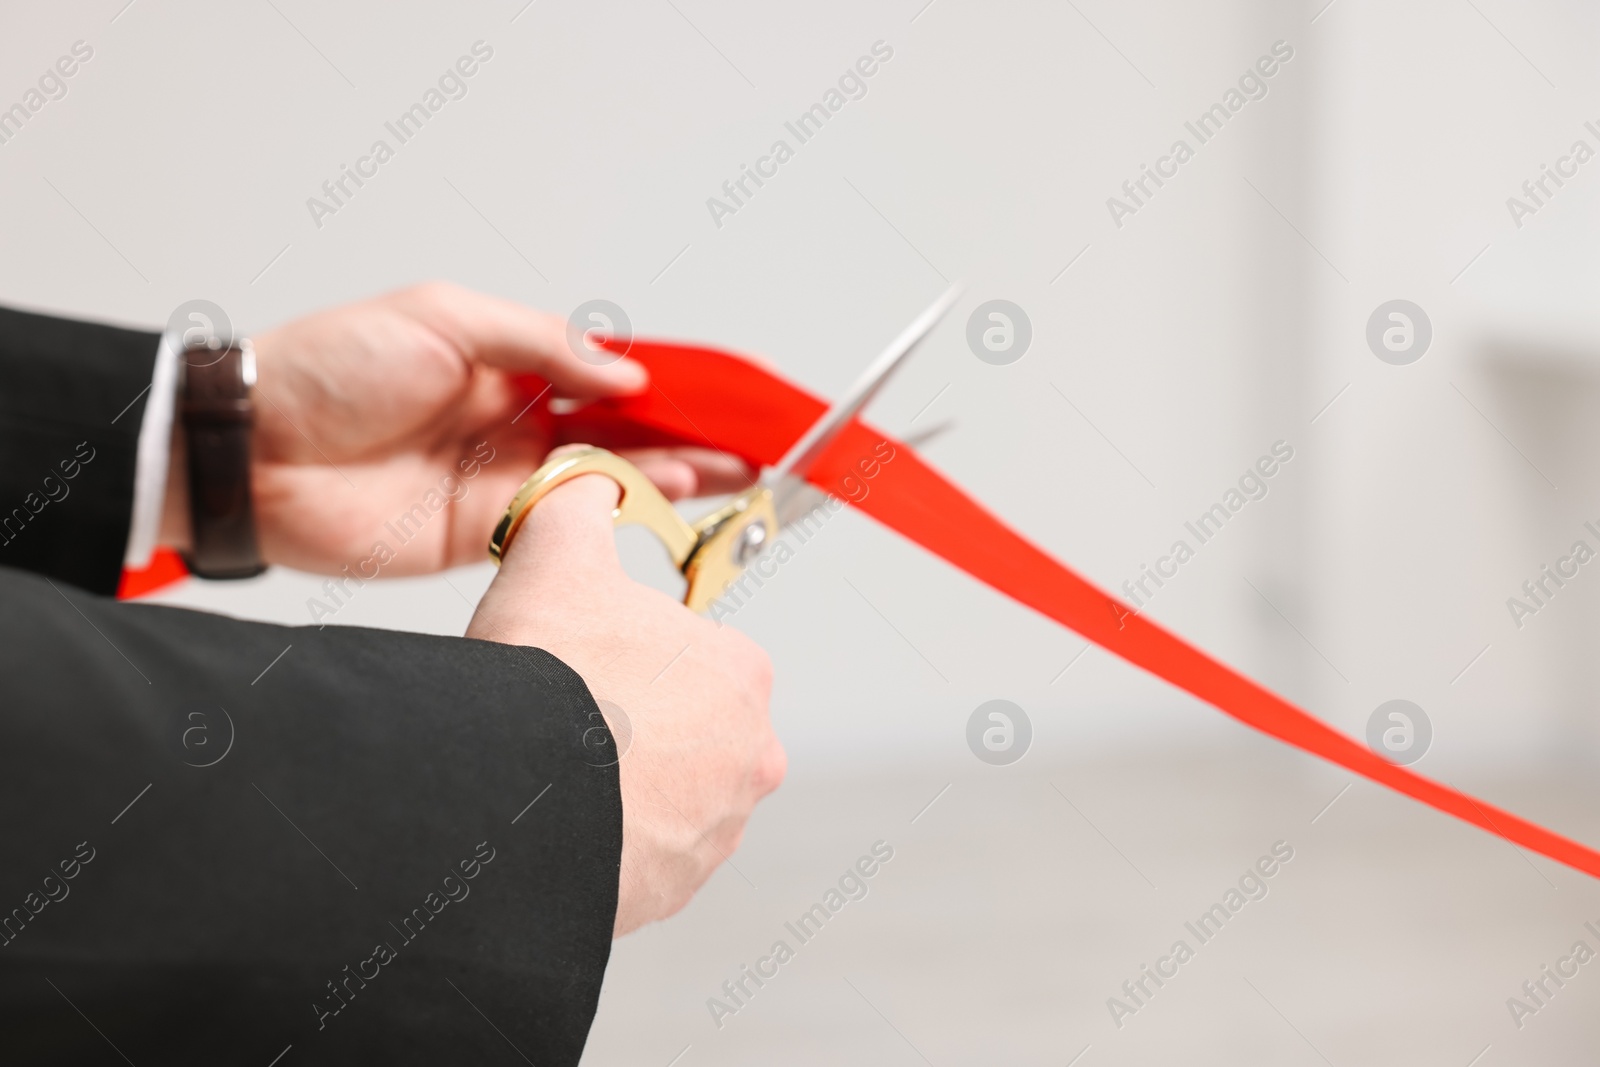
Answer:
[{"xmin": 123, "ymin": 332, "xmax": 179, "ymax": 568}]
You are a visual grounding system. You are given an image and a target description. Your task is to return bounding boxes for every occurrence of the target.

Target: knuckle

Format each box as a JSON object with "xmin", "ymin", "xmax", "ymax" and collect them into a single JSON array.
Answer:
[
  {"xmin": 708, "ymin": 627, "xmax": 774, "ymax": 695},
  {"xmin": 754, "ymin": 740, "xmax": 787, "ymax": 794},
  {"xmin": 669, "ymin": 823, "xmax": 706, "ymax": 863}
]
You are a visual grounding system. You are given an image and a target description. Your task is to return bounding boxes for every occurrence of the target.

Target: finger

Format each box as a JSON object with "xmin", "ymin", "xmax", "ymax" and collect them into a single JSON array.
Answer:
[
  {"xmin": 393, "ymin": 282, "xmax": 648, "ymax": 400},
  {"xmin": 498, "ymin": 451, "xmax": 625, "ymax": 583},
  {"xmin": 618, "ymin": 447, "xmax": 758, "ymax": 501},
  {"xmin": 621, "ymin": 454, "xmax": 696, "ymax": 501}
]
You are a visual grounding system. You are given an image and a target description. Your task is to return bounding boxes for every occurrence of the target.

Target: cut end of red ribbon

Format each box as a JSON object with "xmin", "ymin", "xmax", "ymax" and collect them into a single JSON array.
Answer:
[{"xmin": 117, "ymin": 547, "xmax": 188, "ymax": 600}]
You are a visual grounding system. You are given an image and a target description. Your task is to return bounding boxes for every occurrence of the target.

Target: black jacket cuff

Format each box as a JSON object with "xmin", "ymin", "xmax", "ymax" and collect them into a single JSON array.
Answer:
[{"xmin": 0, "ymin": 303, "xmax": 162, "ymax": 593}]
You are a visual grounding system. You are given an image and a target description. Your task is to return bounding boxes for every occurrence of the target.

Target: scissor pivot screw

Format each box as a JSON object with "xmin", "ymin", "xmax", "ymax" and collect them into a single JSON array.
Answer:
[{"xmin": 733, "ymin": 522, "xmax": 768, "ymax": 565}]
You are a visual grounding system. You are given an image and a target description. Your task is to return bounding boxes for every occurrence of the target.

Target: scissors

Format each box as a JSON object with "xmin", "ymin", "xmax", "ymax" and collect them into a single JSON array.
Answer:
[{"xmin": 487, "ymin": 284, "xmax": 962, "ymax": 613}]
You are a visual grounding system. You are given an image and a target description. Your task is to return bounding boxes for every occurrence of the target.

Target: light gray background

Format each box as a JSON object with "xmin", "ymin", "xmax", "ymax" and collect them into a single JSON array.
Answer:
[{"xmin": 6, "ymin": 0, "xmax": 1600, "ymax": 1063}]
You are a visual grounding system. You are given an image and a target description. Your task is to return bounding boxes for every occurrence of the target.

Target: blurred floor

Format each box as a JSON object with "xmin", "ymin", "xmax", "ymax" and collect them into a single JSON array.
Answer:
[{"xmin": 582, "ymin": 738, "xmax": 1600, "ymax": 1066}]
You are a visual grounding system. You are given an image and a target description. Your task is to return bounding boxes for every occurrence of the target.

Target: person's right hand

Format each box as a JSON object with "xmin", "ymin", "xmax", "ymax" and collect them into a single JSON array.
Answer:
[{"xmin": 465, "ymin": 456, "xmax": 786, "ymax": 936}]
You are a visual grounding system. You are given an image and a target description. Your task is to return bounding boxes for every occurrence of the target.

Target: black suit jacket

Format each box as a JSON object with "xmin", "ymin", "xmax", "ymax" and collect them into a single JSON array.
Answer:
[{"xmin": 0, "ymin": 305, "xmax": 622, "ymax": 1065}]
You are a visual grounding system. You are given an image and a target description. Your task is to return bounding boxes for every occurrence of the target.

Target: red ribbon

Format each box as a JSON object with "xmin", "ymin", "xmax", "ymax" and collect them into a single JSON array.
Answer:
[
  {"xmin": 566, "ymin": 341, "xmax": 1600, "ymax": 880},
  {"xmin": 121, "ymin": 339, "xmax": 1600, "ymax": 879},
  {"xmin": 117, "ymin": 546, "xmax": 189, "ymax": 599}
]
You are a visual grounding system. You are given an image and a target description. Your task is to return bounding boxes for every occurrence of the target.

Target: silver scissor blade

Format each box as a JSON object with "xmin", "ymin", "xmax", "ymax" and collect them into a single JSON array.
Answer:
[
  {"xmin": 766, "ymin": 421, "xmax": 955, "ymax": 533},
  {"xmin": 768, "ymin": 479, "xmax": 834, "ymax": 533},
  {"xmin": 900, "ymin": 419, "xmax": 954, "ymax": 451},
  {"xmin": 771, "ymin": 283, "xmax": 962, "ymax": 481},
  {"xmin": 769, "ymin": 284, "xmax": 961, "ymax": 526}
]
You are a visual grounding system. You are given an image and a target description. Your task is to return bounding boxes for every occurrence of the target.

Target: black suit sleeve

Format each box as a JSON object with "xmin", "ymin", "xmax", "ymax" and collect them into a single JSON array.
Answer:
[
  {"xmin": 0, "ymin": 565, "xmax": 623, "ymax": 1065},
  {"xmin": 0, "ymin": 303, "xmax": 162, "ymax": 594}
]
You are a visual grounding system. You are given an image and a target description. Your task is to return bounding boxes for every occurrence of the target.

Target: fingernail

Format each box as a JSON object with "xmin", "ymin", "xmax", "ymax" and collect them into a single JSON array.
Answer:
[{"xmin": 609, "ymin": 358, "xmax": 648, "ymax": 391}]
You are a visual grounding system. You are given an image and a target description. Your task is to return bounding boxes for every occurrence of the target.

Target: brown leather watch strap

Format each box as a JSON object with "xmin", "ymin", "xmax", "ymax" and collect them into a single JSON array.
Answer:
[{"xmin": 180, "ymin": 341, "xmax": 266, "ymax": 579}]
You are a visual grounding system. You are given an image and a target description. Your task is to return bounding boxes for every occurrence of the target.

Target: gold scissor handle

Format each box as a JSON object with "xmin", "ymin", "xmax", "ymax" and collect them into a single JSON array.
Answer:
[{"xmin": 488, "ymin": 447, "xmax": 777, "ymax": 615}]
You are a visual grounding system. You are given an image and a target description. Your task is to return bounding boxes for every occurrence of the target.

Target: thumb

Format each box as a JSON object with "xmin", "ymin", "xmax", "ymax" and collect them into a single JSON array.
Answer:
[
  {"xmin": 500, "ymin": 466, "xmax": 625, "ymax": 585},
  {"xmin": 467, "ymin": 465, "xmax": 625, "ymax": 645}
]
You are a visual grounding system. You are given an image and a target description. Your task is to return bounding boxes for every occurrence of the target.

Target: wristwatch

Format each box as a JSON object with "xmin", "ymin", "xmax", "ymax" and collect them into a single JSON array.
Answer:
[{"xmin": 179, "ymin": 338, "xmax": 267, "ymax": 579}]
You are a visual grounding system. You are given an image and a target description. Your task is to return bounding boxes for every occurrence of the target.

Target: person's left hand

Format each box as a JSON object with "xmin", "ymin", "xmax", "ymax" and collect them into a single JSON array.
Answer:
[{"xmin": 162, "ymin": 282, "xmax": 753, "ymax": 575}]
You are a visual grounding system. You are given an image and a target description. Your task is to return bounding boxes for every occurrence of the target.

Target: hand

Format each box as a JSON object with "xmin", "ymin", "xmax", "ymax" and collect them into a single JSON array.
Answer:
[
  {"xmin": 465, "ymin": 457, "xmax": 786, "ymax": 936},
  {"xmin": 161, "ymin": 282, "xmax": 753, "ymax": 575}
]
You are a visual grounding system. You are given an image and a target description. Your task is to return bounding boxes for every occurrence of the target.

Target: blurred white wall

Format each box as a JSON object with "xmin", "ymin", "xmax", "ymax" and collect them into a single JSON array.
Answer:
[{"xmin": 1305, "ymin": 0, "xmax": 1600, "ymax": 774}]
